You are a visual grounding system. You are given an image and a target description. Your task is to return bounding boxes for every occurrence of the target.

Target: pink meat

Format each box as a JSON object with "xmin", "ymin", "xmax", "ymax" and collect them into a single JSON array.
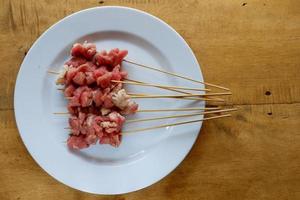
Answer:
[
  {"xmin": 94, "ymin": 50, "xmax": 113, "ymax": 66},
  {"xmin": 69, "ymin": 116, "xmax": 81, "ymax": 135},
  {"xmin": 69, "ymin": 96, "xmax": 81, "ymax": 107},
  {"xmin": 101, "ymin": 89, "xmax": 114, "ymax": 109},
  {"xmin": 67, "ymin": 111, "xmax": 125, "ymax": 149},
  {"xmin": 103, "ymin": 94, "xmax": 114, "ymax": 108},
  {"xmin": 65, "ymin": 67, "xmax": 78, "ymax": 85},
  {"xmin": 95, "ymin": 67, "xmax": 125, "ymax": 88},
  {"xmin": 109, "ymin": 48, "xmax": 128, "ymax": 67},
  {"xmin": 92, "ymin": 89, "xmax": 103, "ymax": 106},
  {"xmin": 93, "ymin": 66, "xmax": 108, "ymax": 78},
  {"xmin": 111, "ymin": 65, "xmax": 123, "ymax": 81},
  {"xmin": 113, "ymin": 65, "xmax": 128, "ymax": 78},
  {"xmin": 68, "ymin": 86, "xmax": 91, "ymax": 109},
  {"xmin": 73, "ymin": 86, "xmax": 90, "ymax": 97},
  {"xmin": 65, "ymin": 57, "xmax": 87, "ymax": 68},
  {"xmin": 80, "ymin": 91, "xmax": 93, "ymax": 107},
  {"xmin": 86, "ymin": 61, "xmax": 97, "ymax": 70},
  {"xmin": 120, "ymin": 102, "xmax": 139, "ymax": 115},
  {"xmin": 67, "ymin": 105, "xmax": 76, "ymax": 115},
  {"xmin": 85, "ymin": 134, "xmax": 98, "ymax": 145},
  {"xmin": 76, "ymin": 63, "xmax": 90, "ymax": 73},
  {"xmin": 67, "ymin": 135, "xmax": 89, "ymax": 149},
  {"xmin": 94, "ymin": 48, "xmax": 128, "ymax": 68},
  {"xmin": 99, "ymin": 132, "xmax": 121, "ymax": 147},
  {"xmin": 85, "ymin": 72, "xmax": 95, "ymax": 85},
  {"xmin": 64, "ymin": 84, "xmax": 76, "ymax": 97},
  {"xmin": 110, "ymin": 134, "xmax": 122, "ymax": 147},
  {"xmin": 97, "ymin": 72, "xmax": 113, "ymax": 88},
  {"xmin": 72, "ymin": 72, "xmax": 86, "ymax": 85},
  {"xmin": 71, "ymin": 42, "xmax": 97, "ymax": 60},
  {"xmin": 99, "ymin": 136, "xmax": 111, "ymax": 145}
]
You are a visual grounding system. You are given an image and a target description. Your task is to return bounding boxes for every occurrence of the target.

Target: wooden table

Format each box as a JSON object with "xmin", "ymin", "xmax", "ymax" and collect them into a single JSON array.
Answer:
[{"xmin": 1, "ymin": 0, "xmax": 299, "ymax": 199}]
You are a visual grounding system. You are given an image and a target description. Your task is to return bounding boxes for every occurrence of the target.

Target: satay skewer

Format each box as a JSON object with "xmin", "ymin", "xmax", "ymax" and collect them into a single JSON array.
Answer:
[{"xmin": 64, "ymin": 95, "xmax": 224, "ymax": 102}]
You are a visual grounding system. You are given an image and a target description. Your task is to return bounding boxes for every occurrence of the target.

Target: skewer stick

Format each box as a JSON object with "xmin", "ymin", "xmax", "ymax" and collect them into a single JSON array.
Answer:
[
  {"xmin": 131, "ymin": 95, "xmax": 224, "ymax": 102},
  {"xmin": 123, "ymin": 114, "xmax": 232, "ymax": 134},
  {"xmin": 111, "ymin": 80, "xmax": 210, "ymax": 92},
  {"xmin": 126, "ymin": 108, "xmax": 237, "ymax": 123},
  {"xmin": 48, "ymin": 70, "xmax": 59, "ymax": 75},
  {"xmin": 129, "ymin": 93, "xmax": 231, "ymax": 98},
  {"xmin": 126, "ymin": 78, "xmax": 193, "ymax": 95},
  {"xmin": 53, "ymin": 112, "xmax": 69, "ymax": 115},
  {"xmin": 123, "ymin": 59, "xmax": 230, "ymax": 91},
  {"xmin": 137, "ymin": 106, "xmax": 221, "ymax": 112}
]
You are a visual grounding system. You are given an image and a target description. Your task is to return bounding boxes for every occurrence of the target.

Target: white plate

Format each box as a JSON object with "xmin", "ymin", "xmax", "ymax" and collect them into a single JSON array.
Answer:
[{"xmin": 14, "ymin": 6, "xmax": 204, "ymax": 194}]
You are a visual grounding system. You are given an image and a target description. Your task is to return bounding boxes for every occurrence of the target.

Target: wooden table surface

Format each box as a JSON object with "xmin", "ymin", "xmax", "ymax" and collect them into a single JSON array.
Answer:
[{"xmin": 1, "ymin": 0, "xmax": 300, "ymax": 199}]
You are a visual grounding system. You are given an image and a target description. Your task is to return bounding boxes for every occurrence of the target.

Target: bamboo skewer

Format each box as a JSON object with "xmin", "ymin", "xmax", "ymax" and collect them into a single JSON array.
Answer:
[
  {"xmin": 126, "ymin": 108, "xmax": 237, "ymax": 123},
  {"xmin": 137, "ymin": 107, "xmax": 221, "ymax": 112},
  {"xmin": 48, "ymin": 70, "xmax": 59, "ymax": 75},
  {"xmin": 53, "ymin": 112, "xmax": 70, "ymax": 115},
  {"xmin": 50, "ymin": 71, "xmax": 226, "ymax": 102},
  {"xmin": 123, "ymin": 114, "xmax": 231, "ymax": 134},
  {"xmin": 111, "ymin": 80, "xmax": 210, "ymax": 92},
  {"xmin": 129, "ymin": 93, "xmax": 231, "ymax": 98},
  {"xmin": 123, "ymin": 59, "xmax": 230, "ymax": 91}
]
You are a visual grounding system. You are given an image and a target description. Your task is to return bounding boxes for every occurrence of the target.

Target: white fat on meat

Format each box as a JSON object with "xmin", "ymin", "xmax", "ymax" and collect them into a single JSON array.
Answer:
[
  {"xmin": 86, "ymin": 115, "xmax": 94, "ymax": 127},
  {"xmin": 101, "ymin": 107, "xmax": 111, "ymax": 116},
  {"xmin": 100, "ymin": 121, "xmax": 117, "ymax": 128},
  {"xmin": 56, "ymin": 65, "xmax": 68, "ymax": 85},
  {"xmin": 112, "ymin": 89, "xmax": 132, "ymax": 110}
]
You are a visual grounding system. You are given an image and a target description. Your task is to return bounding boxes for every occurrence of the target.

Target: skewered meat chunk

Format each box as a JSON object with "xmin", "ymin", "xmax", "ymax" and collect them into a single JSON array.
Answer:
[
  {"xmin": 68, "ymin": 112, "xmax": 125, "ymax": 149},
  {"xmin": 94, "ymin": 48, "xmax": 128, "ymax": 68},
  {"xmin": 71, "ymin": 42, "xmax": 97, "ymax": 60}
]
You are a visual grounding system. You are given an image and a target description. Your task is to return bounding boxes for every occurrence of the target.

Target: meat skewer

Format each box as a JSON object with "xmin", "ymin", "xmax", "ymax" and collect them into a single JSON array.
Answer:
[
  {"xmin": 65, "ymin": 94, "xmax": 224, "ymax": 102},
  {"xmin": 58, "ymin": 87, "xmax": 225, "ymax": 102},
  {"xmin": 65, "ymin": 110, "xmax": 235, "ymax": 145}
]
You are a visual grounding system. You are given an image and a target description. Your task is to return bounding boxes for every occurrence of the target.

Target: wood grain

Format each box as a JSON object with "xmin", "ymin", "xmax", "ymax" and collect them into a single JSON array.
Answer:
[{"xmin": 0, "ymin": 0, "xmax": 299, "ymax": 199}]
